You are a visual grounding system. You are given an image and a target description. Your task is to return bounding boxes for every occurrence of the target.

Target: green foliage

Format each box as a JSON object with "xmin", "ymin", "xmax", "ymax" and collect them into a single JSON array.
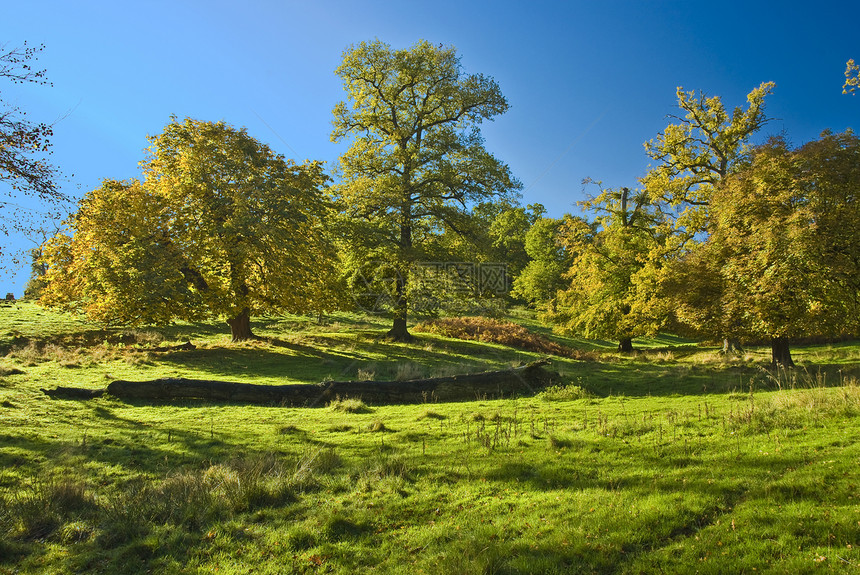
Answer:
[
  {"xmin": 483, "ymin": 202, "xmax": 545, "ymax": 279},
  {"xmin": 39, "ymin": 118, "xmax": 340, "ymax": 340},
  {"xmin": 511, "ymin": 215, "xmax": 574, "ymax": 309},
  {"xmin": 642, "ymin": 82, "xmax": 775, "ymax": 352},
  {"xmin": 22, "ymin": 248, "xmax": 47, "ymax": 300},
  {"xmin": 423, "ymin": 201, "xmax": 542, "ymax": 275},
  {"xmin": 642, "ymin": 81, "xmax": 774, "ymax": 238},
  {"xmin": 332, "ymin": 39, "xmax": 520, "ymax": 338}
]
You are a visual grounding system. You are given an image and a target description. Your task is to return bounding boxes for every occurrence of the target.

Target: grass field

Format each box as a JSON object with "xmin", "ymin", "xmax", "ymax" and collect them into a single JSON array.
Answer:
[{"xmin": 1, "ymin": 301, "xmax": 859, "ymax": 574}]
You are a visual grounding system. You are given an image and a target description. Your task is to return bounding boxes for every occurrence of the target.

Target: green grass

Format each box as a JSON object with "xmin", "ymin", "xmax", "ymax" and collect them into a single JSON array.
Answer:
[{"xmin": 1, "ymin": 301, "xmax": 859, "ymax": 573}]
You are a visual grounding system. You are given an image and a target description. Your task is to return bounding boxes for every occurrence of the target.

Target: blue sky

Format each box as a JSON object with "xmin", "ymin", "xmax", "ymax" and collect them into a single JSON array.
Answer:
[{"xmin": 1, "ymin": 0, "xmax": 857, "ymax": 294}]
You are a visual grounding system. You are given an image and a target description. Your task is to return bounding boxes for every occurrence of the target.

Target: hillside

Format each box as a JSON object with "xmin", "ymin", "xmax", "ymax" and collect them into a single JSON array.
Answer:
[{"xmin": 1, "ymin": 302, "xmax": 858, "ymax": 574}]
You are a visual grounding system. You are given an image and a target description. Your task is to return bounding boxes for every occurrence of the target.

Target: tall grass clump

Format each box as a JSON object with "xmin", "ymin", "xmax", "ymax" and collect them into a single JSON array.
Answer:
[
  {"xmin": 539, "ymin": 382, "xmax": 593, "ymax": 401},
  {"xmin": 292, "ymin": 448, "xmax": 343, "ymax": 492},
  {"xmin": 727, "ymin": 372, "xmax": 860, "ymax": 433},
  {"xmin": 394, "ymin": 361, "xmax": 425, "ymax": 381},
  {"xmin": 328, "ymin": 396, "xmax": 373, "ymax": 413},
  {"xmin": 6, "ymin": 478, "xmax": 96, "ymax": 541}
]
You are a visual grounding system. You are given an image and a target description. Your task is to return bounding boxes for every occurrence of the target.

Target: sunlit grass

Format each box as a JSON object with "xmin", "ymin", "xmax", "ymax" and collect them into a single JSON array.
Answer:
[{"xmin": 1, "ymin": 302, "xmax": 859, "ymax": 573}]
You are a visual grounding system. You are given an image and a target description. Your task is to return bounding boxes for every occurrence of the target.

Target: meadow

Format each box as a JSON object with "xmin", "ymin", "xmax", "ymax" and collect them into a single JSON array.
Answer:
[{"xmin": 0, "ymin": 301, "xmax": 858, "ymax": 574}]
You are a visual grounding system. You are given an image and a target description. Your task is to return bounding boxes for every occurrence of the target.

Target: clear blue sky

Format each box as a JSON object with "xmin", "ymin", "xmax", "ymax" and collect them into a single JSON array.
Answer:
[{"xmin": 2, "ymin": 0, "xmax": 857, "ymax": 295}]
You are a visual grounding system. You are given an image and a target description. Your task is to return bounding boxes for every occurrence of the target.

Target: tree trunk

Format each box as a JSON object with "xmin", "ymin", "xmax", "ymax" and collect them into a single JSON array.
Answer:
[
  {"xmin": 227, "ymin": 307, "xmax": 254, "ymax": 342},
  {"xmin": 386, "ymin": 214, "xmax": 414, "ymax": 342},
  {"xmin": 722, "ymin": 338, "xmax": 744, "ymax": 355},
  {"xmin": 770, "ymin": 337, "xmax": 794, "ymax": 367},
  {"xmin": 617, "ymin": 338, "xmax": 634, "ymax": 353},
  {"xmin": 386, "ymin": 315, "xmax": 414, "ymax": 342}
]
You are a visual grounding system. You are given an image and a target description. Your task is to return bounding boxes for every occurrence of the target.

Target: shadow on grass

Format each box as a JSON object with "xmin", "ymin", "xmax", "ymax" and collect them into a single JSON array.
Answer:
[{"xmin": 149, "ymin": 332, "xmax": 533, "ymax": 384}]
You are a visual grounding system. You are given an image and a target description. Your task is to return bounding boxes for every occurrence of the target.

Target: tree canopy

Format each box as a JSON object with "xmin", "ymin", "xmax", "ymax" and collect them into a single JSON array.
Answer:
[
  {"xmin": 643, "ymin": 82, "xmax": 774, "ymax": 239},
  {"xmin": 667, "ymin": 131, "xmax": 860, "ymax": 365},
  {"xmin": 643, "ymin": 82, "xmax": 774, "ymax": 353},
  {"xmin": 511, "ymin": 214, "xmax": 575, "ymax": 311},
  {"xmin": 21, "ymin": 39, "xmax": 860, "ymax": 363},
  {"xmin": 40, "ymin": 117, "xmax": 338, "ymax": 340},
  {"xmin": 332, "ymin": 39, "xmax": 520, "ymax": 340}
]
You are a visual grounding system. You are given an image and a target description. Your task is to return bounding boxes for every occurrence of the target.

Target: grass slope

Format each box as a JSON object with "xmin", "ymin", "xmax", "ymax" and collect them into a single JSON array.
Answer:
[{"xmin": 1, "ymin": 301, "xmax": 859, "ymax": 574}]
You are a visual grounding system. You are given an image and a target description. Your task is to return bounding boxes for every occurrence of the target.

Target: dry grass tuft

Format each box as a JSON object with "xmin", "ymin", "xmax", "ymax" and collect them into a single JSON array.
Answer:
[
  {"xmin": 368, "ymin": 420, "xmax": 388, "ymax": 432},
  {"xmin": 394, "ymin": 362, "xmax": 425, "ymax": 381}
]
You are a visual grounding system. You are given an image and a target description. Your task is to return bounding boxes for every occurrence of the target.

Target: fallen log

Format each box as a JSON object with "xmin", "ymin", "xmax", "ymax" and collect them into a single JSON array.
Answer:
[
  {"xmin": 42, "ymin": 360, "xmax": 557, "ymax": 406},
  {"xmin": 41, "ymin": 386, "xmax": 105, "ymax": 400}
]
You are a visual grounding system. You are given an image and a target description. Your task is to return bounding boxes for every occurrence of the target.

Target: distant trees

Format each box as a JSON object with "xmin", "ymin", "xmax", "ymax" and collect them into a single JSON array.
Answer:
[
  {"xmin": 27, "ymin": 40, "xmax": 860, "ymax": 362},
  {"xmin": 332, "ymin": 40, "xmax": 520, "ymax": 340},
  {"xmin": 511, "ymin": 215, "xmax": 574, "ymax": 312},
  {"xmin": 642, "ymin": 82, "xmax": 774, "ymax": 354},
  {"xmin": 534, "ymin": 82, "xmax": 860, "ymax": 363},
  {"xmin": 40, "ymin": 118, "xmax": 338, "ymax": 341}
]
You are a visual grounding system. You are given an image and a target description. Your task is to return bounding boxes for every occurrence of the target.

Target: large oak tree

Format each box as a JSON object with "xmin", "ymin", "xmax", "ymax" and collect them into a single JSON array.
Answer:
[
  {"xmin": 40, "ymin": 117, "xmax": 338, "ymax": 341},
  {"xmin": 331, "ymin": 40, "xmax": 520, "ymax": 340}
]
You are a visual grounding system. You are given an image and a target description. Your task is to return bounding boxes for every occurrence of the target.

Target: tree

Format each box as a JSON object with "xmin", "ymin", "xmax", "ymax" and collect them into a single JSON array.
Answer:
[
  {"xmin": 511, "ymin": 215, "xmax": 574, "ymax": 311},
  {"xmin": 644, "ymin": 82, "xmax": 774, "ymax": 352},
  {"xmin": 484, "ymin": 202, "xmax": 545, "ymax": 281},
  {"xmin": 844, "ymin": 59, "xmax": 859, "ymax": 95},
  {"xmin": 0, "ymin": 42, "xmax": 67, "ymax": 267},
  {"xmin": 40, "ymin": 117, "xmax": 338, "ymax": 341},
  {"xmin": 676, "ymin": 132, "xmax": 860, "ymax": 366},
  {"xmin": 548, "ymin": 187, "xmax": 666, "ymax": 352},
  {"xmin": 332, "ymin": 40, "xmax": 520, "ymax": 341}
]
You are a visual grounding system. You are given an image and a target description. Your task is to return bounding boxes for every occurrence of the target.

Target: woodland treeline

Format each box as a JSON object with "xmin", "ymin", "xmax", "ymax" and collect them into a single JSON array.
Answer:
[{"xmin": 6, "ymin": 40, "xmax": 860, "ymax": 366}]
